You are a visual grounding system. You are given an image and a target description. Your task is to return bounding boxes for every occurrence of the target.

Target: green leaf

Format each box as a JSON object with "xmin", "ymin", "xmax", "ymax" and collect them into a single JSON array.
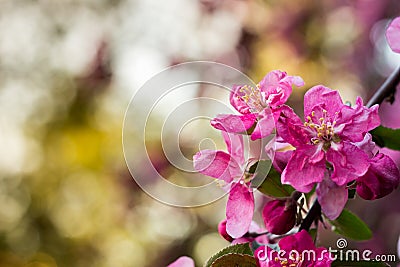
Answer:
[
  {"xmin": 204, "ymin": 243, "xmax": 253, "ymax": 267},
  {"xmin": 308, "ymin": 228, "xmax": 318, "ymax": 243},
  {"xmin": 329, "ymin": 209, "xmax": 372, "ymax": 241},
  {"xmin": 250, "ymin": 240, "xmax": 262, "ymax": 252},
  {"xmin": 249, "ymin": 159, "xmax": 272, "ymax": 188},
  {"xmin": 370, "ymin": 126, "xmax": 400, "ymax": 150},
  {"xmin": 332, "ymin": 260, "xmax": 390, "ymax": 266},
  {"xmin": 250, "ymin": 241, "xmax": 278, "ymax": 254},
  {"xmin": 245, "ymin": 121, "xmax": 257, "ymax": 135},
  {"xmin": 252, "ymin": 162, "xmax": 294, "ymax": 197},
  {"xmin": 211, "ymin": 254, "xmax": 257, "ymax": 267},
  {"xmin": 248, "ymin": 159, "xmax": 271, "ymax": 175}
]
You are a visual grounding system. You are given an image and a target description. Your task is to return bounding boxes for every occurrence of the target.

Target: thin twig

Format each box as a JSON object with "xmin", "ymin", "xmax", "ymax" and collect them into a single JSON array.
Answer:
[
  {"xmin": 299, "ymin": 199, "xmax": 321, "ymax": 231},
  {"xmin": 367, "ymin": 66, "xmax": 400, "ymax": 107}
]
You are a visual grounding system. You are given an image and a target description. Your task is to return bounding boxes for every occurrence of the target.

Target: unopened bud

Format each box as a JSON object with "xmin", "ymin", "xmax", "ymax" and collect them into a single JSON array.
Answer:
[
  {"xmin": 218, "ymin": 219, "xmax": 234, "ymax": 242},
  {"xmin": 262, "ymin": 199, "xmax": 296, "ymax": 235},
  {"xmin": 356, "ymin": 153, "xmax": 400, "ymax": 200}
]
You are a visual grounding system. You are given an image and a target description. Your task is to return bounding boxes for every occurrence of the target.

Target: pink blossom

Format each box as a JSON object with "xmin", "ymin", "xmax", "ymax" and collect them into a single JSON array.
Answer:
[
  {"xmin": 353, "ymin": 133, "xmax": 400, "ymax": 200},
  {"xmin": 211, "ymin": 70, "xmax": 304, "ymax": 140},
  {"xmin": 262, "ymin": 199, "xmax": 296, "ymax": 235},
  {"xmin": 356, "ymin": 153, "xmax": 400, "ymax": 200},
  {"xmin": 277, "ymin": 85, "xmax": 380, "ymax": 219},
  {"xmin": 255, "ymin": 230, "xmax": 332, "ymax": 267},
  {"xmin": 218, "ymin": 219, "xmax": 234, "ymax": 242},
  {"xmin": 193, "ymin": 132, "xmax": 254, "ymax": 238},
  {"xmin": 386, "ymin": 16, "xmax": 400, "ymax": 53},
  {"xmin": 220, "ymin": 220, "xmax": 269, "ymax": 245},
  {"xmin": 316, "ymin": 174, "xmax": 348, "ymax": 220},
  {"xmin": 167, "ymin": 256, "xmax": 195, "ymax": 267}
]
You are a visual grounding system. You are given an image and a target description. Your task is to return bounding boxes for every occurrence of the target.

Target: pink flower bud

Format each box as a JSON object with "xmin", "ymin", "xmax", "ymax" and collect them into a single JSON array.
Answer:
[
  {"xmin": 218, "ymin": 219, "xmax": 234, "ymax": 242},
  {"xmin": 356, "ymin": 153, "xmax": 400, "ymax": 200},
  {"xmin": 262, "ymin": 199, "xmax": 296, "ymax": 235}
]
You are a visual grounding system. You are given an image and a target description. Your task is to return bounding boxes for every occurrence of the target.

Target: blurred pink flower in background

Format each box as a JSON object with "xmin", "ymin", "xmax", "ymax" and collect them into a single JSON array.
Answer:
[
  {"xmin": 386, "ymin": 16, "xmax": 400, "ymax": 53},
  {"xmin": 167, "ymin": 256, "xmax": 194, "ymax": 267}
]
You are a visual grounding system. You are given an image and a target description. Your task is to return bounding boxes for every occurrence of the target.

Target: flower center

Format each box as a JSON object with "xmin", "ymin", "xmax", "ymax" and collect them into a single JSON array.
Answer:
[
  {"xmin": 237, "ymin": 84, "xmax": 266, "ymax": 112},
  {"xmin": 274, "ymin": 253, "xmax": 304, "ymax": 267},
  {"xmin": 304, "ymin": 109, "xmax": 340, "ymax": 149}
]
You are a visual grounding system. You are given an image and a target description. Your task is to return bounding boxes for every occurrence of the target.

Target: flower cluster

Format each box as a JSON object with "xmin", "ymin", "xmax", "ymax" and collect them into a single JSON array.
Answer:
[
  {"xmin": 196, "ymin": 68, "xmax": 400, "ymax": 235},
  {"xmin": 168, "ymin": 16, "xmax": 400, "ymax": 267},
  {"xmin": 189, "ymin": 69, "xmax": 399, "ymax": 266}
]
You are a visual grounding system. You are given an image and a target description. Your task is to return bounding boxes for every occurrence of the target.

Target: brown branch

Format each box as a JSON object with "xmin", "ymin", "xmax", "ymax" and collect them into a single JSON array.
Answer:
[
  {"xmin": 367, "ymin": 66, "xmax": 400, "ymax": 108},
  {"xmin": 299, "ymin": 199, "xmax": 321, "ymax": 231}
]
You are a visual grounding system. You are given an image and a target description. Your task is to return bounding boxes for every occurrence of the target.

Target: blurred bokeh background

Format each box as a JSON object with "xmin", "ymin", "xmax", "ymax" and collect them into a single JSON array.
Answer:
[{"xmin": 1, "ymin": 0, "xmax": 400, "ymax": 266}]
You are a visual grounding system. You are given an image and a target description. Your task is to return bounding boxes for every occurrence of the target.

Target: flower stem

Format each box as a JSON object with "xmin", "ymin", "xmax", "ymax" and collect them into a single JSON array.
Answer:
[
  {"xmin": 243, "ymin": 231, "xmax": 269, "ymax": 238},
  {"xmin": 367, "ymin": 66, "xmax": 400, "ymax": 107},
  {"xmin": 299, "ymin": 199, "xmax": 321, "ymax": 231}
]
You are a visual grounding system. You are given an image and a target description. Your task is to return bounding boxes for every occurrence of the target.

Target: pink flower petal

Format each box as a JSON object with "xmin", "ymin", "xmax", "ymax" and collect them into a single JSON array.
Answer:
[
  {"xmin": 386, "ymin": 16, "xmax": 400, "ymax": 53},
  {"xmin": 356, "ymin": 153, "xmax": 400, "ymax": 200},
  {"xmin": 326, "ymin": 141, "xmax": 370, "ymax": 186},
  {"xmin": 276, "ymin": 105, "xmax": 312, "ymax": 147},
  {"xmin": 218, "ymin": 219, "xmax": 234, "ymax": 242},
  {"xmin": 167, "ymin": 256, "xmax": 195, "ymax": 267},
  {"xmin": 230, "ymin": 85, "xmax": 252, "ymax": 114},
  {"xmin": 211, "ymin": 113, "xmax": 257, "ymax": 134},
  {"xmin": 281, "ymin": 145, "xmax": 326, "ymax": 192},
  {"xmin": 304, "ymin": 85, "xmax": 343, "ymax": 118},
  {"xmin": 338, "ymin": 97, "xmax": 380, "ymax": 142},
  {"xmin": 222, "ymin": 131, "xmax": 244, "ymax": 166},
  {"xmin": 254, "ymin": 246, "xmax": 271, "ymax": 267},
  {"xmin": 258, "ymin": 70, "xmax": 304, "ymax": 108},
  {"xmin": 316, "ymin": 178, "xmax": 348, "ymax": 220},
  {"xmin": 290, "ymin": 75, "xmax": 306, "ymax": 87},
  {"xmin": 279, "ymin": 230, "xmax": 316, "ymax": 252},
  {"xmin": 272, "ymin": 149, "xmax": 293, "ymax": 174},
  {"xmin": 398, "ymin": 235, "xmax": 400, "ymax": 261},
  {"xmin": 193, "ymin": 150, "xmax": 240, "ymax": 183},
  {"xmin": 226, "ymin": 182, "xmax": 254, "ymax": 238},
  {"xmin": 354, "ymin": 133, "xmax": 377, "ymax": 158},
  {"xmin": 262, "ymin": 199, "xmax": 296, "ymax": 235},
  {"xmin": 277, "ymin": 230, "xmax": 333, "ymax": 266},
  {"xmin": 259, "ymin": 71, "xmax": 291, "ymax": 107},
  {"xmin": 250, "ymin": 109, "xmax": 276, "ymax": 140},
  {"xmin": 231, "ymin": 221, "xmax": 267, "ymax": 245},
  {"xmin": 256, "ymin": 230, "xmax": 332, "ymax": 266}
]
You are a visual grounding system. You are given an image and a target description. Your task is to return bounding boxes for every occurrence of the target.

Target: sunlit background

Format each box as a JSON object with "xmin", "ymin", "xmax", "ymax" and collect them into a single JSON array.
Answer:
[{"xmin": 1, "ymin": 0, "xmax": 400, "ymax": 266}]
